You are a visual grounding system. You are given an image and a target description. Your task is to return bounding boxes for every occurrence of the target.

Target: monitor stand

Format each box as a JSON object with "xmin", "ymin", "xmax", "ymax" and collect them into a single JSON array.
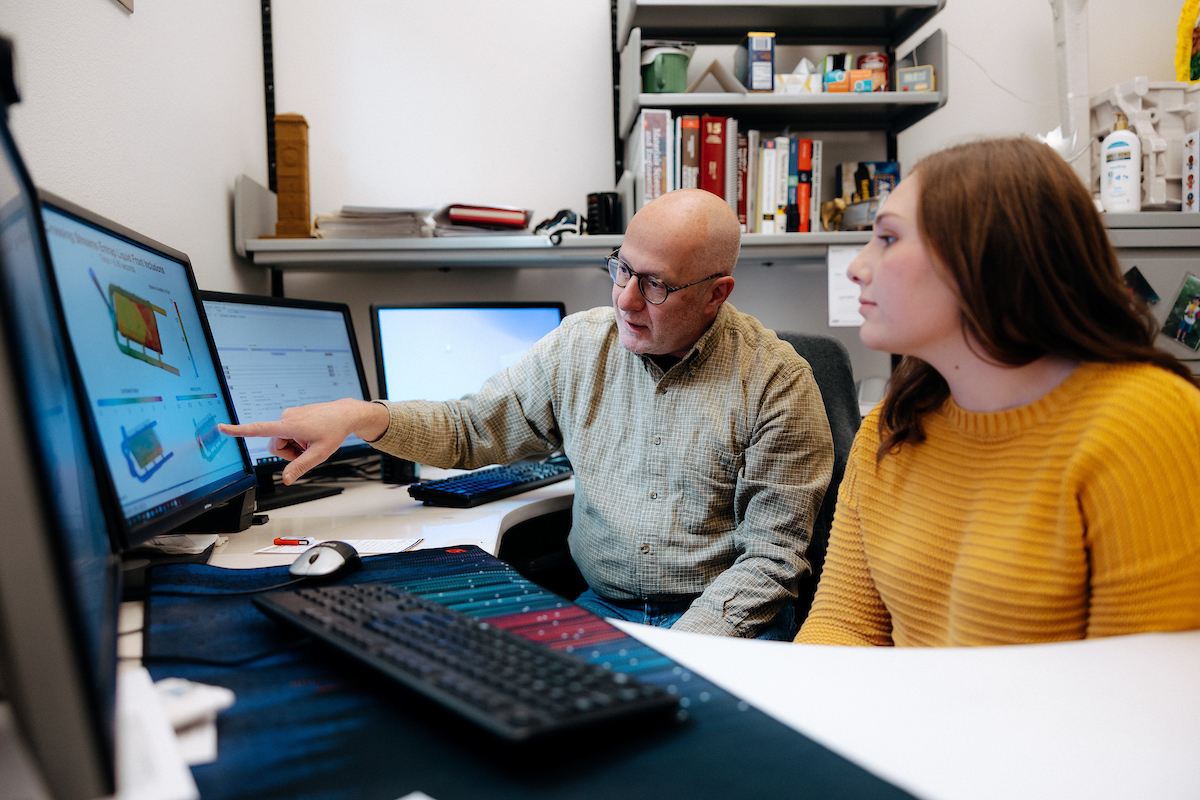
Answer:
[{"xmin": 254, "ymin": 467, "xmax": 344, "ymax": 512}]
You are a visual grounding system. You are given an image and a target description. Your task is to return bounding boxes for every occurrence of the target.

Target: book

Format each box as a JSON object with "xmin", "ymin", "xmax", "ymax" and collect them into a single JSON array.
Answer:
[
  {"xmin": 679, "ymin": 116, "xmax": 701, "ymax": 190},
  {"xmin": 758, "ymin": 138, "xmax": 778, "ymax": 234},
  {"xmin": 810, "ymin": 140, "xmax": 823, "ymax": 232},
  {"xmin": 444, "ymin": 204, "xmax": 530, "ymax": 229},
  {"xmin": 724, "ymin": 117, "xmax": 738, "ymax": 210},
  {"xmin": 786, "ymin": 136, "xmax": 799, "ymax": 232},
  {"xmin": 640, "ymin": 109, "xmax": 673, "ymax": 206},
  {"xmin": 674, "ymin": 116, "xmax": 682, "ymax": 191},
  {"xmin": 746, "ymin": 129, "xmax": 760, "ymax": 233},
  {"xmin": 795, "ymin": 138, "xmax": 813, "ymax": 233},
  {"xmin": 774, "ymin": 135, "xmax": 790, "ymax": 228},
  {"xmin": 736, "ymin": 133, "xmax": 749, "ymax": 232},
  {"xmin": 700, "ymin": 115, "xmax": 726, "ymax": 198}
]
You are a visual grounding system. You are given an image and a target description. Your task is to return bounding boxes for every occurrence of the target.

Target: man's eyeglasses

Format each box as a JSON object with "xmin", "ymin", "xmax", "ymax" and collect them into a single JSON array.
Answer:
[{"xmin": 606, "ymin": 250, "xmax": 724, "ymax": 305}]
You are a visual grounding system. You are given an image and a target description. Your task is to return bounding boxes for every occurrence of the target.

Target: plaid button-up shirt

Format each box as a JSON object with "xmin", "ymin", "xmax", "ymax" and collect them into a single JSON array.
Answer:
[{"xmin": 375, "ymin": 303, "xmax": 833, "ymax": 637}]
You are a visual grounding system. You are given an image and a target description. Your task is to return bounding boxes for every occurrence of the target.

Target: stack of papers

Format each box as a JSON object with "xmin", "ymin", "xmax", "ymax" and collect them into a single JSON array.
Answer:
[{"xmin": 313, "ymin": 206, "xmax": 434, "ymax": 239}]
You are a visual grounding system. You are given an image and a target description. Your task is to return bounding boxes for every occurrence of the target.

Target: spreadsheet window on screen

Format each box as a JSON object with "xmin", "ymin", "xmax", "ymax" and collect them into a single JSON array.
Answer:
[
  {"xmin": 203, "ymin": 300, "xmax": 369, "ymax": 467},
  {"xmin": 375, "ymin": 305, "xmax": 564, "ymax": 401}
]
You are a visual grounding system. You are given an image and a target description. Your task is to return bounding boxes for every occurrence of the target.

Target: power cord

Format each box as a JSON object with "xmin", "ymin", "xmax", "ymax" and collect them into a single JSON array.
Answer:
[{"xmin": 147, "ymin": 577, "xmax": 306, "ymax": 598}]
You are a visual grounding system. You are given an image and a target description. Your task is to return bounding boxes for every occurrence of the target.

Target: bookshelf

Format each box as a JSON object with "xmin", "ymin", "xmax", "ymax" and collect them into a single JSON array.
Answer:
[{"xmin": 613, "ymin": 1, "xmax": 948, "ymax": 220}]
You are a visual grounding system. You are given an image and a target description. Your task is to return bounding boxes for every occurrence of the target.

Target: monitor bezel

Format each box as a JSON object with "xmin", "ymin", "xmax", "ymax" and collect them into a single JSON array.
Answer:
[
  {"xmin": 199, "ymin": 290, "xmax": 377, "ymax": 476},
  {"xmin": 369, "ymin": 301, "xmax": 567, "ymax": 401},
  {"xmin": 37, "ymin": 190, "xmax": 257, "ymax": 550},
  {"xmin": 0, "ymin": 117, "xmax": 119, "ymax": 800}
]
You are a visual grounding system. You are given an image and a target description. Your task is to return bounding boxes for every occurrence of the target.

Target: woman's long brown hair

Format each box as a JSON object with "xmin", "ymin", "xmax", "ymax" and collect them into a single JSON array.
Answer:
[{"xmin": 878, "ymin": 137, "xmax": 1198, "ymax": 460}]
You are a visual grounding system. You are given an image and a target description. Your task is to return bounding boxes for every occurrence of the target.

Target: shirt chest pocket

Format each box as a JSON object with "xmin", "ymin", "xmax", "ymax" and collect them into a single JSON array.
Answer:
[{"xmin": 676, "ymin": 442, "xmax": 740, "ymax": 533}]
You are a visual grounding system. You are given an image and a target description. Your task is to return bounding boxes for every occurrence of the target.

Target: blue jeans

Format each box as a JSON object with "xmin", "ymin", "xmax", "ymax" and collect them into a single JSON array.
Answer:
[{"xmin": 573, "ymin": 587, "xmax": 797, "ymax": 641}]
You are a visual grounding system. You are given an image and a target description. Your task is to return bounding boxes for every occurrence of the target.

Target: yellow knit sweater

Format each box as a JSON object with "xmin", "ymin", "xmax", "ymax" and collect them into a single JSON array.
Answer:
[{"xmin": 796, "ymin": 361, "xmax": 1200, "ymax": 647}]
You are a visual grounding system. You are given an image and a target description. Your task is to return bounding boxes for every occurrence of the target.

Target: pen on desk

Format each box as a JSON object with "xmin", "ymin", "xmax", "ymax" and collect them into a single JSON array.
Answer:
[{"xmin": 273, "ymin": 537, "xmax": 312, "ymax": 546}]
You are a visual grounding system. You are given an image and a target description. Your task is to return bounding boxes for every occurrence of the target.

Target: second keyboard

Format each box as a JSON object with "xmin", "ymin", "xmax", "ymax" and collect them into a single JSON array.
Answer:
[{"xmin": 407, "ymin": 461, "xmax": 572, "ymax": 508}]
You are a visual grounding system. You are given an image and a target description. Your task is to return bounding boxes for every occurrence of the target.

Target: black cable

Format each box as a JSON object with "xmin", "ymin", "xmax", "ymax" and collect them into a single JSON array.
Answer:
[{"xmin": 147, "ymin": 577, "xmax": 306, "ymax": 598}]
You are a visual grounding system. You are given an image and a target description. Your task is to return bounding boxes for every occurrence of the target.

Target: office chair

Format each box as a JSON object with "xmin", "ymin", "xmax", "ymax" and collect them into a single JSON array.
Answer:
[{"xmin": 776, "ymin": 331, "xmax": 862, "ymax": 623}]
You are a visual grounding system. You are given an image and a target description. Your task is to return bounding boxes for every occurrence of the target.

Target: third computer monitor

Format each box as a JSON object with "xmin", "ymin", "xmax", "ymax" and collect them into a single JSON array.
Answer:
[{"xmin": 370, "ymin": 302, "xmax": 566, "ymax": 402}]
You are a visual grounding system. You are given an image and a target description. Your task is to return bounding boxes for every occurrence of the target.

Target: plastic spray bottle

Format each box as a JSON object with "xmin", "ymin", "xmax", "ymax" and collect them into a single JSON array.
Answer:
[{"xmin": 1099, "ymin": 112, "xmax": 1141, "ymax": 212}]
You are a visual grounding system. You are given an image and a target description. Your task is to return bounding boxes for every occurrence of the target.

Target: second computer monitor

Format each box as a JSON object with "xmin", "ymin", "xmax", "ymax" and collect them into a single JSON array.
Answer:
[
  {"xmin": 201, "ymin": 292, "xmax": 375, "ymax": 509},
  {"xmin": 371, "ymin": 302, "xmax": 566, "ymax": 402}
]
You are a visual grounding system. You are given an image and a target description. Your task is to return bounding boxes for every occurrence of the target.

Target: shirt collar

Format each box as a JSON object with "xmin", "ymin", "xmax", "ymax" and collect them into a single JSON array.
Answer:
[{"xmin": 637, "ymin": 302, "xmax": 734, "ymax": 377}]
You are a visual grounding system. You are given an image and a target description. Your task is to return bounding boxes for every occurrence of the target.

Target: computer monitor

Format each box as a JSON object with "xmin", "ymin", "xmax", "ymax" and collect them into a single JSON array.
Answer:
[
  {"xmin": 39, "ymin": 192, "xmax": 255, "ymax": 549},
  {"xmin": 201, "ymin": 291, "xmax": 375, "ymax": 510},
  {"xmin": 370, "ymin": 302, "xmax": 566, "ymax": 402},
  {"xmin": 0, "ymin": 98, "xmax": 119, "ymax": 799}
]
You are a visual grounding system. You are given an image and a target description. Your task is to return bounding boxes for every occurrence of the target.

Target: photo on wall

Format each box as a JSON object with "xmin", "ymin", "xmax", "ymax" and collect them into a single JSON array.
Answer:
[{"xmin": 1161, "ymin": 272, "xmax": 1200, "ymax": 351}]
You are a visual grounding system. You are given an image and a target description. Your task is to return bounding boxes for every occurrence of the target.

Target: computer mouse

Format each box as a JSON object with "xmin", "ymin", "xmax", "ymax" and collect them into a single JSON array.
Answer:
[{"xmin": 288, "ymin": 541, "xmax": 361, "ymax": 581}]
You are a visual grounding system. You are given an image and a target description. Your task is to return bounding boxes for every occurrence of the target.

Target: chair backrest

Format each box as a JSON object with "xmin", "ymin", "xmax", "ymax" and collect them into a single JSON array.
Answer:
[{"xmin": 776, "ymin": 331, "xmax": 861, "ymax": 622}]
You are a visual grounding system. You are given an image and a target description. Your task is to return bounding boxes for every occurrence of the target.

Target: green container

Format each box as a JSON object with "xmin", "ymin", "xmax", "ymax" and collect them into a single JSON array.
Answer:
[{"xmin": 641, "ymin": 48, "xmax": 690, "ymax": 93}]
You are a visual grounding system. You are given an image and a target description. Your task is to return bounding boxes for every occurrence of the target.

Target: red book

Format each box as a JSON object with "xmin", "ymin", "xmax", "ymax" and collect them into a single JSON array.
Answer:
[
  {"xmin": 736, "ymin": 133, "xmax": 748, "ymax": 231},
  {"xmin": 446, "ymin": 204, "xmax": 529, "ymax": 228},
  {"xmin": 699, "ymin": 115, "xmax": 726, "ymax": 198},
  {"xmin": 795, "ymin": 139, "xmax": 813, "ymax": 233}
]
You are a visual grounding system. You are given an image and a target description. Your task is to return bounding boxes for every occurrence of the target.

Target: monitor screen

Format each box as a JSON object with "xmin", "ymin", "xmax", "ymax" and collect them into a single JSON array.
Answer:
[
  {"xmin": 39, "ymin": 194, "xmax": 254, "ymax": 547},
  {"xmin": 0, "ymin": 115, "xmax": 118, "ymax": 799},
  {"xmin": 371, "ymin": 302, "xmax": 566, "ymax": 401},
  {"xmin": 201, "ymin": 291, "xmax": 373, "ymax": 468}
]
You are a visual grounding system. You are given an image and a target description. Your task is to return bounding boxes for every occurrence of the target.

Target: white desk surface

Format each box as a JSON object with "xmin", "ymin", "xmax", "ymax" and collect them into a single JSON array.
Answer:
[
  {"xmin": 112, "ymin": 478, "xmax": 1199, "ymax": 800},
  {"xmin": 614, "ymin": 621, "xmax": 1200, "ymax": 800},
  {"xmin": 207, "ymin": 470, "xmax": 575, "ymax": 568}
]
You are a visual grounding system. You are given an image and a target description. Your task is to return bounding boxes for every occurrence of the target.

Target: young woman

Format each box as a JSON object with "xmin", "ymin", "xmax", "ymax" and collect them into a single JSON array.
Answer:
[{"xmin": 796, "ymin": 138, "xmax": 1200, "ymax": 646}]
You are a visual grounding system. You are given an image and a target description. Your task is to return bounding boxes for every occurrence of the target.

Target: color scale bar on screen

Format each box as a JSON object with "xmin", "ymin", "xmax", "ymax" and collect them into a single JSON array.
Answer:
[
  {"xmin": 98, "ymin": 396, "xmax": 163, "ymax": 406},
  {"xmin": 175, "ymin": 394, "xmax": 219, "ymax": 400}
]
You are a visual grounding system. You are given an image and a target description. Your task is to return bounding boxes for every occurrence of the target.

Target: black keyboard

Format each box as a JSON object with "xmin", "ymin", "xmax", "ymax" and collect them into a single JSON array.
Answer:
[
  {"xmin": 407, "ymin": 461, "xmax": 572, "ymax": 508},
  {"xmin": 254, "ymin": 583, "xmax": 677, "ymax": 741}
]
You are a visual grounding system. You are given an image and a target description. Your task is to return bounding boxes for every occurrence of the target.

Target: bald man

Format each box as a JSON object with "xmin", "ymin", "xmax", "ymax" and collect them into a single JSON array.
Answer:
[{"xmin": 221, "ymin": 189, "xmax": 833, "ymax": 639}]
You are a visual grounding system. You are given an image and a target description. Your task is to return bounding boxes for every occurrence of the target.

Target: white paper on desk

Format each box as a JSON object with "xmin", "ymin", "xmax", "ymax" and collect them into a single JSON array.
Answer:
[
  {"xmin": 255, "ymin": 537, "xmax": 423, "ymax": 555},
  {"xmin": 116, "ymin": 667, "xmax": 199, "ymax": 800},
  {"xmin": 828, "ymin": 245, "xmax": 865, "ymax": 327}
]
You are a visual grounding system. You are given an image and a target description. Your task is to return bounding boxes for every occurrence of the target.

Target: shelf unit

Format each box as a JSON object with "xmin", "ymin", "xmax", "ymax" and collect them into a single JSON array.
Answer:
[
  {"xmin": 234, "ymin": 175, "xmax": 872, "ymax": 276},
  {"xmin": 614, "ymin": 0, "xmax": 948, "ymax": 191}
]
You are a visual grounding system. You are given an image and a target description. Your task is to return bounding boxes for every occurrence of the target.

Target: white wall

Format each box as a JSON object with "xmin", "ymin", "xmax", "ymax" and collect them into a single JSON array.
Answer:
[
  {"xmin": 0, "ymin": 0, "xmax": 1186, "ymax": 390},
  {"xmin": 0, "ymin": 0, "xmax": 267, "ymax": 294}
]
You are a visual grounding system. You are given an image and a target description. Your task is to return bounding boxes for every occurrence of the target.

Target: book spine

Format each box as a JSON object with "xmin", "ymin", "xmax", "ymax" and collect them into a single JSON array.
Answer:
[
  {"xmin": 642, "ymin": 110, "xmax": 671, "ymax": 205},
  {"xmin": 680, "ymin": 116, "xmax": 701, "ymax": 190},
  {"xmin": 786, "ymin": 136, "xmax": 799, "ymax": 232},
  {"xmin": 736, "ymin": 133, "xmax": 748, "ymax": 231},
  {"xmin": 774, "ymin": 135, "xmax": 790, "ymax": 227},
  {"xmin": 724, "ymin": 117, "xmax": 738, "ymax": 210},
  {"xmin": 809, "ymin": 140, "xmax": 822, "ymax": 232},
  {"xmin": 746, "ymin": 129, "xmax": 760, "ymax": 233},
  {"xmin": 796, "ymin": 138, "xmax": 813, "ymax": 234},
  {"xmin": 673, "ymin": 116, "xmax": 681, "ymax": 192},
  {"xmin": 699, "ymin": 115, "xmax": 726, "ymax": 198},
  {"xmin": 759, "ymin": 139, "xmax": 777, "ymax": 234}
]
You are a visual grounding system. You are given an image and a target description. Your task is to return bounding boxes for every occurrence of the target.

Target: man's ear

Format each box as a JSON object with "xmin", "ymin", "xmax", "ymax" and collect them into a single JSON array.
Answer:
[{"xmin": 705, "ymin": 276, "xmax": 735, "ymax": 314}]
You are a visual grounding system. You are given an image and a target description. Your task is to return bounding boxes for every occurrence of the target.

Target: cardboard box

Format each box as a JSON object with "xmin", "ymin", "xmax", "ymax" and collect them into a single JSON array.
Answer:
[
  {"xmin": 898, "ymin": 65, "xmax": 935, "ymax": 92},
  {"xmin": 823, "ymin": 69, "xmax": 850, "ymax": 93},
  {"xmin": 734, "ymin": 32, "xmax": 775, "ymax": 92},
  {"xmin": 850, "ymin": 69, "xmax": 874, "ymax": 92}
]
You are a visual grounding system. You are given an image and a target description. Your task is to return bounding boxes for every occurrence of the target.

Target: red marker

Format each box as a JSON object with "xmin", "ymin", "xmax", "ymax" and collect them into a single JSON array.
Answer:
[{"xmin": 273, "ymin": 537, "xmax": 312, "ymax": 546}]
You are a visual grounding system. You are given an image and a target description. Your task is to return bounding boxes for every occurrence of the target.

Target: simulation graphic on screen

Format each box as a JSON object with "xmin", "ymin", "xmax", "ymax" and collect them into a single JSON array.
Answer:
[
  {"xmin": 42, "ymin": 205, "xmax": 246, "ymax": 527},
  {"xmin": 203, "ymin": 299, "xmax": 369, "ymax": 466}
]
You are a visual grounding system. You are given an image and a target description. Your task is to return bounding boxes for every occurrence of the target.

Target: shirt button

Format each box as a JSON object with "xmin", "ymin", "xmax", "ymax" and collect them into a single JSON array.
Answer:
[
  {"xmin": 650, "ymin": 491, "xmax": 658, "ymax": 500},
  {"xmin": 653, "ymin": 436, "xmax": 661, "ymax": 445},
  {"xmin": 640, "ymin": 544, "xmax": 650, "ymax": 554}
]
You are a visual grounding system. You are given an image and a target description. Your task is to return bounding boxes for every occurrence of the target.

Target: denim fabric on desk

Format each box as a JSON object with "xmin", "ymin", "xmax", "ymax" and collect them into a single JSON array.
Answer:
[{"xmin": 143, "ymin": 547, "xmax": 912, "ymax": 800}]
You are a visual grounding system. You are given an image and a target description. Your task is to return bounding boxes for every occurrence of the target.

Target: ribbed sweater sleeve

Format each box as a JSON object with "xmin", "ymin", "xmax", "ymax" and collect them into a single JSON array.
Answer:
[{"xmin": 796, "ymin": 361, "xmax": 1200, "ymax": 647}]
